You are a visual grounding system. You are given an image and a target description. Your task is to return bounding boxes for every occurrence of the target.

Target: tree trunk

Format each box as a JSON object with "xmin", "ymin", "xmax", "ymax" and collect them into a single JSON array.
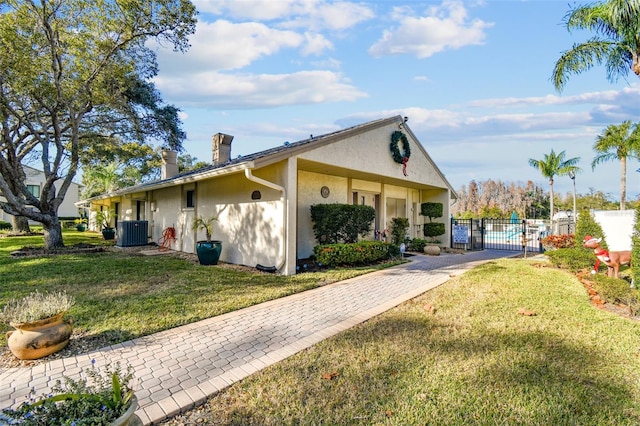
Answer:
[
  {"xmin": 11, "ymin": 215, "xmax": 31, "ymax": 233},
  {"xmin": 549, "ymin": 179, "xmax": 555, "ymax": 222},
  {"xmin": 42, "ymin": 218, "xmax": 64, "ymax": 250},
  {"xmin": 620, "ymin": 157, "xmax": 627, "ymax": 210}
]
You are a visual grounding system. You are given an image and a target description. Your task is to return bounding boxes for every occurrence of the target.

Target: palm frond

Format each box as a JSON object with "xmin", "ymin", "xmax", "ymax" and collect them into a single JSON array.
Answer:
[{"xmin": 552, "ymin": 40, "xmax": 612, "ymax": 91}]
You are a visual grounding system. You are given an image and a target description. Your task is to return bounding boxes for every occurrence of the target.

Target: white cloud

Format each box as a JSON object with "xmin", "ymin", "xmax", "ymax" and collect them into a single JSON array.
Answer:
[
  {"xmin": 280, "ymin": 1, "xmax": 375, "ymax": 31},
  {"xmin": 193, "ymin": 0, "xmax": 297, "ymax": 20},
  {"xmin": 467, "ymin": 85, "xmax": 640, "ymax": 109},
  {"xmin": 301, "ymin": 32, "xmax": 333, "ymax": 56},
  {"xmin": 154, "ymin": 20, "xmax": 303, "ymax": 73},
  {"xmin": 194, "ymin": 0, "xmax": 375, "ymax": 31},
  {"xmin": 369, "ymin": 0, "xmax": 493, "ymax": 58},
  {"xmin": 155, "ymin": 71, "xmax": 367, "ymax": 108}
]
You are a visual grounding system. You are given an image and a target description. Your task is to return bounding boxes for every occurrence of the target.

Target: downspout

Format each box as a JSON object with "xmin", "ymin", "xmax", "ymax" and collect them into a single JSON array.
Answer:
[{"xmin": 244, "ymin": 168, "xmax": 287, "ymax": 272}]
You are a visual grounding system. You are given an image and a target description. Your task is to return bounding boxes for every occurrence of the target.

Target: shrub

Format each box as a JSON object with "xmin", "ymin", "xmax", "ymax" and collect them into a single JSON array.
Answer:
[
  {"xmin": 1, "ymin": 361, "xmax": 135, "ymax": 425},
  {"xmin": 0, "ymin": 220, "xmax": 11, "ymax": 230},
  {"xmin": 420, "ymin": 202, "xmax": 443, "ymax": 219},
  {"xmin": 544, "ymin": 248, "xmax": 595, "ymax": 273},
  {"xmin": 310, "ymin": 204, "xmax": 376, "ymax": 244},
  {"xmin": 1, "ymin": 290, "xmax": 75, "ymax": 324},
  {"xmin": 540, "ymin": 234, "xmax": 575, "ymax": 250},
  {"xmin": 590, "ymin": 274, "xmax": 640, "ymax": 316},
  {"xmin": 576, "ymin": 209, "xmax": 607, "ymax": 249},
  {"xmin": 423, "ymin": 223, "xmax": 445, "ymax": 240},
  {"xmin": 409, "ymin": 238, "xmax": 427, "ymax": 252},
  {"xmin": 389, "ymin": 217, "xmax": 410, "ymax": 245},
  {"xmin": 313, "ymin": 241, "xmax": 398, "ymax": 268},
  {"xmin": 421, "ymin": 202, "xmax": 445, "ymax": 241}
]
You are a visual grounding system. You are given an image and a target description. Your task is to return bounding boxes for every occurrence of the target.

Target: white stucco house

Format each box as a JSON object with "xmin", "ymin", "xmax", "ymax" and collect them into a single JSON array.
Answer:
[
  {"xmin": 81, "ymin": 116, "xmax": 457, "ymax": 275},
  {"xmin": 0, "ymin": 165, "xmax": 83, "ymax": 223}
]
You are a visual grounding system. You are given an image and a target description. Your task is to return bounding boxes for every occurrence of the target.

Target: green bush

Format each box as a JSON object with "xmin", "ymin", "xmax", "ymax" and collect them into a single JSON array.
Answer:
[
  {"xmin": 544, "ymin": 248, "xmax": 595, "ymax": 273},
  {"xmin": 421, "ymin": 202, "xmax": 445, "ymax": 240},
  {"xmin": 0, "ymin": 221, "xmax": 11, "ymax": 230},
  {"xmin": 576, "ymin": 210, "xmax": 607, "ymax": 249},
  {"xmin": 313, "ymin": 241, "xmax": 398, "ymax": 268},
  {"xmin": 423, "ymin": 223, "xmax": 445, "ymax": 239},
  {"xmin": 390, "ymin": 217, "xmax": 410, "ymax": 245},
  {"xmin": 590, "ymin": 274, "xmax": 640, "ymax": 316},
  {"xmin": 310, "ymin": 204, "xmax": 376, "ymax": 244},
  {"xmin": 420, "ymin": 202, "xmax": 443, "ymax": 219},
  {"xmin": 410, "ymin": 238, "xmax": 427, "ymax": 252}
]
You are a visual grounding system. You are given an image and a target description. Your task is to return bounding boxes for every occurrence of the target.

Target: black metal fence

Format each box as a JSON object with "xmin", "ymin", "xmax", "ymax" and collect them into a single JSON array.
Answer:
[{"xmin": 451, "ymin": 218, "xmax": 548, "ymax": 253}]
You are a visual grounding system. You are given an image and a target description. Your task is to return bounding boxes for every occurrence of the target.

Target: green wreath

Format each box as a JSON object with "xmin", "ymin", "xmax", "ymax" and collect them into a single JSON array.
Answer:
[{"xmin": 390, "ymin": 131, "xmax": 411, "ymax": 164}]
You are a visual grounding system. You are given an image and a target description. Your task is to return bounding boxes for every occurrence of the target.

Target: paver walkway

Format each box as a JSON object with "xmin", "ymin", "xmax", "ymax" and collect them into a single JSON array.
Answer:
[{"xmin": 0, "ymin": 249, "xmax": 520, "ymax": 425}]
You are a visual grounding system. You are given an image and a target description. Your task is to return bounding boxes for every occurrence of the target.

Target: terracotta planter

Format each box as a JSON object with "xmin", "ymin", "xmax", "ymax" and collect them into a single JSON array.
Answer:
[
  {"xmin": 6, "ymin": 312, "xmax": 72, "ymax": 360},
  {"xmin": 423, "ymin": 244, "xmax": 441, "ymax": 256},
  {"xmin": 111, "ymin": 395, "xmax": 141, "ymax": 426}
]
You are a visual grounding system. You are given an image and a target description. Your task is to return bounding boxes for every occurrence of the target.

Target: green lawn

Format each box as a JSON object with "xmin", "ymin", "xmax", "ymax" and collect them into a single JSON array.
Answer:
[
  {"xmin": 0, "ymin": 231, "xmax": 400, "ymax": 347},
  {"xmin": 162, "ymin": 258, "xmax": 640, "ymax": 425},
  {"xmin": 3, "ymin": 231, "xmax": 639, "ymax": 425}
]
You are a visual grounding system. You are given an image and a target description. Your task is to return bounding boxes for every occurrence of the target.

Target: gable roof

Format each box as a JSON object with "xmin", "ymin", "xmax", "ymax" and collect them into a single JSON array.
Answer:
[{"xmin": 80, "ymin": 115, "xmax": 456, "ymax": 203}]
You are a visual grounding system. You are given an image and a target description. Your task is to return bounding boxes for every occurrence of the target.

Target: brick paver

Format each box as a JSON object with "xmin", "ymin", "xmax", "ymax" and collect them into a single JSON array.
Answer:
[{"xmin": 0, "ymin": 250, "xmax": 519, "ymax": 425}]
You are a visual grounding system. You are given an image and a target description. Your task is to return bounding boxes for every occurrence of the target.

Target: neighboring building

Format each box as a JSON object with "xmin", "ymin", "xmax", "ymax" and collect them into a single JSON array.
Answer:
[
  {"xmin": 81, "ymin": 116, "xmax": 457, "ymax": 275},
  {"xmin": 0, "ymin": 165, "xmax": 83, "ymax": 223}
]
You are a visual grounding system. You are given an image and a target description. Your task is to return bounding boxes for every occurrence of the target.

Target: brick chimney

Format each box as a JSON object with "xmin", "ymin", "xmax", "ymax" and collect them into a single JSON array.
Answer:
[
  {"xmin": 161, "ymin": 150, "xmax": 178, "ymax": 179},
  {"xmin": 212, "ymin": 133, "xmax": 234, "ymax": 166}
]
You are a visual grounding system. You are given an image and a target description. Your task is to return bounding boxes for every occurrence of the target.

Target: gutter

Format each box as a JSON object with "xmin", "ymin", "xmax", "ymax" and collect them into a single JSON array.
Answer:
[
  {"xmin": 77, "ymin": 162, "xmax": 256, "ymax": 205},
  {"xmin": 244, "ymin": 168, "xmax": 287, "ymax": 272}
]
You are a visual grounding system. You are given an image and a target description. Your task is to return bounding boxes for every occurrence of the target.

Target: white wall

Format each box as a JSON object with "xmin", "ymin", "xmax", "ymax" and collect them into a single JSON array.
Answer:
[
  {"xmin": 0, "ymin": 167, "xmax": 82, "ymax": 223},
  {"xmin": 593, "ymin": 210, "xmax": 636, "ymax": 251},
  {"xmin": 196, "ymin": 166, "xmax": 285, "ymax": 268},
  {"xmin": 297, "ymin": 170, "xmax": 349, "ymax": 258},
  {"xmin": 149, "ymin": 186, "xmax": 183, "ymax": 251},
  {"xmin": 299, "ymin": 122, "xmax": 450, "ymax": 189}
]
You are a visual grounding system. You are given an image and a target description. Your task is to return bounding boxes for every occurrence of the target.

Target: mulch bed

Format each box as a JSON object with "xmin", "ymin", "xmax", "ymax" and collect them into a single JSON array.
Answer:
[
  {"xmin": 576, "ymin": 271, "xmax": 638, "ymax": 321},
  {"xmin": 10, "ymin": 243, "xmax": 106, "ymax": 257}
]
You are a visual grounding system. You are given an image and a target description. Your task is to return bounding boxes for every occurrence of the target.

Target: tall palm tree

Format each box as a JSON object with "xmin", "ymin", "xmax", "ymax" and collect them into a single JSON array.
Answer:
[
  {"xmin": 552, "ymin": 0, "xmax": 640, "ymax": 92},
  {"xmin": 592, "ymin": 121, "xmax": 640, "ymax": 210},
  {"xmin": 529, "ymin": 150, "xmax": 581, "ymax": 220}
]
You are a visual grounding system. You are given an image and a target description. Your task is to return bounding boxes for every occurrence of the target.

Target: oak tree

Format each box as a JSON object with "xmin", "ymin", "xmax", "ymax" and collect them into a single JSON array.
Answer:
[{"xmin": 0, "ymin": 0, "xmax": 196, "ymax": 248}]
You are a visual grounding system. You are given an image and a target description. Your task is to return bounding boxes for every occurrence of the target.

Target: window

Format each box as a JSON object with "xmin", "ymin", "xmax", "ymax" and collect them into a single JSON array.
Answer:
[
  {"xmin": 26, "ymin": 185, "xmax": 40, "ymax": 198},
  {"xmin": 136, "ymin": 200, "xmax": 145, "ymax": 220},
  {"xmin": 186, "ymin": 190, "xmax": 195, "ymax": 208}
]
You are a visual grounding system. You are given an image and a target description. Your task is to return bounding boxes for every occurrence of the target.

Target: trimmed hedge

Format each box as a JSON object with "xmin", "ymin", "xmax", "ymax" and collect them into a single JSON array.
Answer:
[
  {"xmin": 423, "ymin": 222, "xmax": 445, "ymax": 239},
  {"xmin": 590, "ymin": 273, "xmax": 639, "ymax": 315},
  {"xmin": 310, "ymin": 203, "xmax": 375, "ymax": 244},
  {"xmin": 314, "ymin": 241, "xmax": 400, "ymax": 268},
  {"xmin": 544, "ymin": 247, "xmax": 595, "ymax": 273},
  {"xmin": 0, "ymin": 221, "xmax": 11, "ymax": 230}
]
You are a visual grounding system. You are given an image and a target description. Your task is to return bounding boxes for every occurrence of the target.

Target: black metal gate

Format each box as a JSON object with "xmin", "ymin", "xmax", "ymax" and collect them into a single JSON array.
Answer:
[{"xmin": 451, "ymin": 218, "xmax": 543, "ymax": 253}]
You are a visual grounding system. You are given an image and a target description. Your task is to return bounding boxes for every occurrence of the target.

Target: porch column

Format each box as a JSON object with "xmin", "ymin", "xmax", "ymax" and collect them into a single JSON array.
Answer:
[{"xmin": 284, "ymin": 157, "xmax": 298, "ymax": 275}]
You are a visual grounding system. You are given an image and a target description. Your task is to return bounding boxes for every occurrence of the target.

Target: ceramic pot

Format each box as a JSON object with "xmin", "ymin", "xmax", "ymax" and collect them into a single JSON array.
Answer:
[
  {"xmin": 102, "ymin": 227, "xmax": 116, "ymax": 240},
  {"xmin": 423, "ymin": 244, "xmax": 441, "ymax": 256},
  {"xmin": 195, "ymin": 240, "xmax": 223, "ymax": 265},
  {"xmin": 76, "ymin": 224, "xmax": 86, "ymax": 232},
  {"xmin": 111, "ymin": 396, "xmax": 141, "ymax": 426},
  {"xmin": 6, "ymin": 312, "xmax": 72, "ymax": 360}
]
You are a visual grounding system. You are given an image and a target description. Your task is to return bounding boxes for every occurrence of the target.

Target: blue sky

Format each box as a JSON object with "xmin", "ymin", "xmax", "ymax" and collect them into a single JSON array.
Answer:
[{"xmin": 150, "ymin": 0, "xmax": 640, "ymax": 203}]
